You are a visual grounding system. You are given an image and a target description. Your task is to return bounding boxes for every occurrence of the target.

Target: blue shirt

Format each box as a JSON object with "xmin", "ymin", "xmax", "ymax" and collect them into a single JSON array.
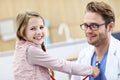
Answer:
[{"xmin": 89, "ymin": 51, "xmax": 108, "ymax": 80}]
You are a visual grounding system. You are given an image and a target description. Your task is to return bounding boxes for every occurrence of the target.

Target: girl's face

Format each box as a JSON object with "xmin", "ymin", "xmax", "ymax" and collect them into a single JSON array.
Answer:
[{"xmin": 25, "ymin": 17, "xmax": 46, "ymax": 45}]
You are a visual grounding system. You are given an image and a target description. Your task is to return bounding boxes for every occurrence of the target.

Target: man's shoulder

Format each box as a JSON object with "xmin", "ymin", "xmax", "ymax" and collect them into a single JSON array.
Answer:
[
  {"xmin": 111, "ymin": 36, "xmax": 120, "ymax": 44},
  {"xmin": 111, "ymin": 36, "xmax": 120, "ymax": 57},
  {"xmin": 79, "ymin": 45, "xmax": 94, "ymax": 56},
  {"xmin": 81, "ymin": 45, "xmax": 94, "ymax": 52}
]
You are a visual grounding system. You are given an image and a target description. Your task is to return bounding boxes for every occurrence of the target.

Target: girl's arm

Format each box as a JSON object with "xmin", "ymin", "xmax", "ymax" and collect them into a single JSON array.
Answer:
[{"xmin": 27, "ymin": 45, "xmax": 94, "ymax": 76}]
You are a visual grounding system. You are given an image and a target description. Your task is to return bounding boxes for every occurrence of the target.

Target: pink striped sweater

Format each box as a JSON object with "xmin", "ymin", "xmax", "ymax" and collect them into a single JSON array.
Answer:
[{"xmin": 13, "ymin": 40, "xmax": 93, "ymax": 80}]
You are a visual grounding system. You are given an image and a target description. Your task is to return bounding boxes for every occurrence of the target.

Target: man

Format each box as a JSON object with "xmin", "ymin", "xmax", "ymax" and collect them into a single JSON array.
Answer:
[{"xmin": 71, "ymin": 1, "xmax": 120, "ymax": 80}]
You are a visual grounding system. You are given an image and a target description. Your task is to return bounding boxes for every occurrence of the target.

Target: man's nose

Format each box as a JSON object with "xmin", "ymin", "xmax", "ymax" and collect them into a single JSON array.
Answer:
[{"xmin": 86, "ymin": 27, "xmax": 93, "ymax": 32}]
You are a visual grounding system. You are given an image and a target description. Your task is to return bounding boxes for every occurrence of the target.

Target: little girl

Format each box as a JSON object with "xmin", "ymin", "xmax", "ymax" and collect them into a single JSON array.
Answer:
[{"xmin": 13, "ymin": 11, "xmax": 100, "ymax": 80}]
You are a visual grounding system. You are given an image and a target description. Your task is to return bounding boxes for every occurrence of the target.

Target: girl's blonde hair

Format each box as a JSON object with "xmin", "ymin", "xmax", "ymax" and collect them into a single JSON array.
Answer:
[{"xmin": 16, "ymin": 11, "xmax": 45, "ymax": 51}]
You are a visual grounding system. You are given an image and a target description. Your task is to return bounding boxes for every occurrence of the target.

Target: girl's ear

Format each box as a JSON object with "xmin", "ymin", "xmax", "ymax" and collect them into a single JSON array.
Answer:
[
  {"xmin": 17, "ymin": 31, "xmax": 21, "ymax": 36},
  {"xmin": 17, "ymin": 31, "xmax": 21, "ymax": 39},
  {"xmin": 17, "ymin": 30, "xmax": 26, "ymax": 41}
]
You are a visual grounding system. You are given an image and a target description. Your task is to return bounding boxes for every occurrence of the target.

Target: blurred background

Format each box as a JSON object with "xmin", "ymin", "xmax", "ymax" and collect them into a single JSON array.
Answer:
[
  {"xmin": 0, "ymin": 0, "xmax": 120, "ymax": 52},
  {"xmin": 0, "ymin": 0, "xmax": 120, "ymax": 80}
]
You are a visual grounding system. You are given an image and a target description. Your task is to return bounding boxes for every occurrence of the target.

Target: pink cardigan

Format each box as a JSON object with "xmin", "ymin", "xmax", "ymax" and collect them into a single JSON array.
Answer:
[{"xmin": 13, "ymin": 41, "xmax": 93, "ymax": 80}]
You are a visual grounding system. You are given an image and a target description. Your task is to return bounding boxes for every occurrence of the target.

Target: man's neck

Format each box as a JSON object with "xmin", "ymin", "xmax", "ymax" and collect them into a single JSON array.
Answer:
[{"xmin": 94, "ymin": 39, "xmax": 109, "ymax": 61}]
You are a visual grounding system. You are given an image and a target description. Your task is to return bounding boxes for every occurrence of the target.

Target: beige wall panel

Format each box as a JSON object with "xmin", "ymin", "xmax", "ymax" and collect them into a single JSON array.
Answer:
[
  {"xmin": 0, "ymin": 0, "xmax": 14, "ymax": 20},
  {"xmin": 35, "ymin": 0, "xmax": 50, "ymax": 19},
  {"xmin": 49, "ymin": 24, "xmax": 86, "ymax": 43},
  {"xmin": 114, "ymin": 18, "xmax": 120, "ymax": 32},
  {"xmin": 49, "ymin": 26, "xmax": 66, "ymax": 43},
  {"xmin": 0, "ymin": 39, "xmax": 16, "ymax": 52},
  {"xmin": 69, "ymin": 24, "xmax": 85, "ymax": 39},
  {"xmin": 13, "ymin": 0, "xmax": 37, "ymax": 15}
]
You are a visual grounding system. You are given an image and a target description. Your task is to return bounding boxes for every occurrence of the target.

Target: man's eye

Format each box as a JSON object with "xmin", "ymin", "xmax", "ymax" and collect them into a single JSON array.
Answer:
[
  {"xmin": 82, "ymin": 23, "xmax": 88, "ymax": 27},
  {"xmin": 91, "ymin": 23, "xmax": 98, "ymax": 28}
]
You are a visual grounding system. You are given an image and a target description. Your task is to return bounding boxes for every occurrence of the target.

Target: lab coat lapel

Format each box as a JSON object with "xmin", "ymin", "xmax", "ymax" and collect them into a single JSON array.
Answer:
[
  {"xmin": 83, "ymin": 47, "xmax": 94, "ymax": 65},
  {"xmin": 105, "ymin": 50, "xmax": 118, "ymax": 79},
  {"xmin": 81, "ymin": 48, "xmax": 94, "ymax": 80},
  {"xmin": 105, "ymin": 36, "xmax": 118, "ymax": 80}
]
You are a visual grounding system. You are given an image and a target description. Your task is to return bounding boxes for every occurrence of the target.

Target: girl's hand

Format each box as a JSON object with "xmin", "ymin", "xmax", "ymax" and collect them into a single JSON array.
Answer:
[{"xmin": 91, "ymin": 67, "xmax": 100, "ymax": 78}]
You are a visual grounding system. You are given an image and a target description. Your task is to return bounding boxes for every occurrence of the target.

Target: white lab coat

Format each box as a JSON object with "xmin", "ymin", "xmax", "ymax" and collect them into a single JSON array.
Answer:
[{"xmin": 71, "ymin": 36, "xmax": 120, "ymax": 80}]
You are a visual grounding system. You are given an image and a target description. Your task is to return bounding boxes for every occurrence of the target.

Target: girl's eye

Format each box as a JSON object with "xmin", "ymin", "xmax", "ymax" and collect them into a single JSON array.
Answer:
[
  {"xmin": 30, "ymin": 27, "xmax": 36, "ymax": 30},
  {"xmin": 40, "ymin": 26, "xmax": 44, "ymax": 29}
]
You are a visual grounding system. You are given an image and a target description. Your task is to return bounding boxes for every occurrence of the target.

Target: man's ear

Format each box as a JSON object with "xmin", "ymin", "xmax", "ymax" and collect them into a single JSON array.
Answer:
[{"xmin": 107, "ymin": 21, "xmax": 114, "ymax": 32}]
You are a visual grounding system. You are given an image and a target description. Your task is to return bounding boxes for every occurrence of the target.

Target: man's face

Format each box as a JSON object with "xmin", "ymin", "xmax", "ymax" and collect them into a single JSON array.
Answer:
[{"xmin": 83, "ymin": 12, "xmax": 108, "ymax": 46}]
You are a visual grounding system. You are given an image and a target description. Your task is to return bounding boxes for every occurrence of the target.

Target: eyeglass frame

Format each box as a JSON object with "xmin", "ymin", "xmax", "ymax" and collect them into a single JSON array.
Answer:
[{"xmin": 80, "ymin": 23, "xmax": 106, "ymax": 31}]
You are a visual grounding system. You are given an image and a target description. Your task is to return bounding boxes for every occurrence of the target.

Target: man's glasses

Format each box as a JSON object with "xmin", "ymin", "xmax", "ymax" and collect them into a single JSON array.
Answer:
[{"xmin": 80, "ymin": 23, "xmax": 105, "ymax": 31}]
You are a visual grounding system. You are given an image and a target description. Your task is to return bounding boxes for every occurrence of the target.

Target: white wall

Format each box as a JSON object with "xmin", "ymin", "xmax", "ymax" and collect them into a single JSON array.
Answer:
[{"xmin": 0, "ymin": 53, "xmax": 13, "ymax": 80}]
